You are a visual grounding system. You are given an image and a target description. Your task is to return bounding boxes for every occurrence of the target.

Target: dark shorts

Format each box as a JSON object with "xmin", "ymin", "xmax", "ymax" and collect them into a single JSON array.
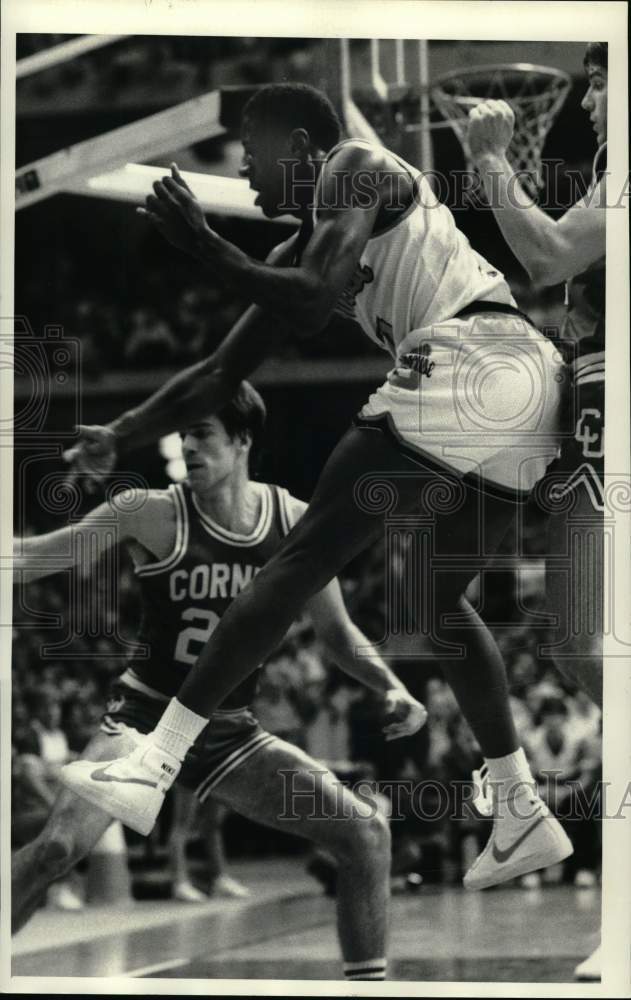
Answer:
[
  {"xmin": 101, "ymin": 681, "xmax": 277, "ymax": 802},
  {"xmin": 543, "ymin": 375, "xmax": 604, "ymax": 514}
]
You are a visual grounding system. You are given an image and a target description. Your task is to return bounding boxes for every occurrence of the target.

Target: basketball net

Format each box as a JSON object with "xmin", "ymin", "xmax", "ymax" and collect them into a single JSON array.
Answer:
[{"xmin": 431, "ymin": 63, "xmax": 571, "ymax": 199}]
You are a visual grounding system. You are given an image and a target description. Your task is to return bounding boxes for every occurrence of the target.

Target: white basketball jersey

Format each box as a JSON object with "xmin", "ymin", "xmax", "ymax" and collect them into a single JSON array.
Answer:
[{"xmin": 316, "ymin": 139, "xmax": 516, "ymax": 359}]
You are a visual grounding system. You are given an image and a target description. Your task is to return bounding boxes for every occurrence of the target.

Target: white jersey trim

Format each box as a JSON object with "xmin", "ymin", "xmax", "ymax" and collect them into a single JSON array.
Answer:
[
  {"xmin": 117, "ymin": 669, "xmax": 170, "ymax": 702},
  {"xmin": 276, "ymin": 485, "xmax": 305, "ymax": 536},
  {"xmin": 195, "ymin": 731, "xmax": 279, "ymax": 802},
  {"xmin": 135, "ymin": 484, "xmax": 188, "ymax": 577},
  {"xmin": 571, "ymin": 350, "xmax": 605, "ymax": 383},
  {"xmin": 315, "ymin": 137, "xmax": 421, "ymax": 240},
  {"xmin": 192, "ymin": 483, "xmax": 272, "ymax": 547}
]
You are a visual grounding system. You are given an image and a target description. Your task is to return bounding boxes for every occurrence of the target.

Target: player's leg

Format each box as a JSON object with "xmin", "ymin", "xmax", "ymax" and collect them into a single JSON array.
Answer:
[
  {"xmin": 12, "ymin": 729, "xmax": 134, "ymax": 933},
  {"xmin": 543, "ymin": 374, "xmax": 604, "ymax": 707},
  {"xmin": 168, "ymin": 784, "xmax": 207, "ymax": 902},
  {"xmin": 206, "ymin": 737, "xmax": 390, "ymax": 979},
  {"xmin": 171, "ymin": 426, "xmax": 525, "ymax": 734},
  {"xmin": 545, "ymin": 491, "xmax": 603, "ymax": 707},
  {"xmin": 197, "ymin": 797, "xmax": 250, "ymax": 897},
  {"xmin": 62, "ymin": 423, "xmax": 539, "ymax": 837}
]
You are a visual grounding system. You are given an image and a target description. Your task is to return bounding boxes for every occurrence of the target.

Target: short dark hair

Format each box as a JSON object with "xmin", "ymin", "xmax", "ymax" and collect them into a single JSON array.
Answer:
[
  {"xmin": 538, "ymin": 696, "xmax": 568, "ymax": 720},
  {"xmin": 584, "ymin": 42, "xmax": 607, "ymax": 70},
  {"xmin": 216, "ymin": 380, "xmax": 267, "ymax": 470},
  {"xmin": 242, "ymin": 83, "xmax": 342, "ymax": 153}
]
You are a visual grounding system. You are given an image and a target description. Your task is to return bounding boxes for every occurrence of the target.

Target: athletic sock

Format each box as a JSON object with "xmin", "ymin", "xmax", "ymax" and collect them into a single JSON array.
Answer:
[
  {"xmin": 152, "ymin": 698, "xmax": 209, "ymax": 762},
  {"xmin": 343, "ymin": 958, "xmax": 387, "ymax": 981},
  {"xmin": 484, "ymin": 747, "xmax": 537, "ymax": 805}
]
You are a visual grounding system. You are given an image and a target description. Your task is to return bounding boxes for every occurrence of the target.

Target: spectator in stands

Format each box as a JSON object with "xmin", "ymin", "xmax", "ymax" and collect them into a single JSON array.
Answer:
[
  {"xmin": 14, "ymin": 693, "xmax": 84, "ymax": 911},
  {"xmin": 523, "ymin": 697, "xmax": 601, "ymax": 888},
  {"xmin": 123, "ymin": 307, "xmax": 179, "ymax": 368},
  {"xmin": 29, "ymin": 692, "xmax": 72, "ymax": 770},
  {"xmin": 167, "ymin": 786, "xmax": 250, "ymax": 902}
]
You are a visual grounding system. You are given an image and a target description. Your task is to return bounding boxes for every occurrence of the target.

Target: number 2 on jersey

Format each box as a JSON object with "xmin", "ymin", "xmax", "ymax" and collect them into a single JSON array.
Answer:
[{"xmin": 174, "ymin": 607, "xmax": 220, "ymax": 665}]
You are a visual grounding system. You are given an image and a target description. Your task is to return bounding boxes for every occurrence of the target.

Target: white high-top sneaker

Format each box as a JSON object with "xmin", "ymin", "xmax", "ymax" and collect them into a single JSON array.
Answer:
[
  {"xmin": 61, "ymin": 740, "xmax": 180, "ymax": 836},
  {"xmin": 574, "ymin": 944, "xmax": 601, "ymax": 981},
  {"xmin": 464, "ymin": 764, "xmax": 574, "ymax": 890}
]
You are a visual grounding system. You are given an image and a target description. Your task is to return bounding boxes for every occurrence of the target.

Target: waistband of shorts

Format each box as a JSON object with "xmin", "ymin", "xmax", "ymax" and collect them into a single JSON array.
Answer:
[
  {"xmin": 570, "ymin": 350, "xmax": 605, "ymax": 384},
  {"xmin": 454, "ymin": 299, "xmax": 536, "ymax": 328},
  {"xmin": 118, "ymin": 668, "xmax": 249, "ymax": 715},
  {"xmin": 354, "ymin": 411, "xmax": 533, "ymax": 504}
]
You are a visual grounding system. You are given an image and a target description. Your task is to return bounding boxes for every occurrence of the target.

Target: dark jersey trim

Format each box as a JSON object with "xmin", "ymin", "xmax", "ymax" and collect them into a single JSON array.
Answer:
[
  {"xmin": 353, "ymin": 411, "xmax": 532, "ymax": 504},
  {"xmin": 454, "ymin": 299, "xmax": 536, "ymax": 328}
]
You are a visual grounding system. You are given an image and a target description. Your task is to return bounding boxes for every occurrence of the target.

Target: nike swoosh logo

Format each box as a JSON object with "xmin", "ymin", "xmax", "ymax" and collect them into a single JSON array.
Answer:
[
  {"xmin": 90, "ymin": 764, "xmax": 158, "ymax": 789},
  {"xmin": 492, "ymin": 814, "xmax": 546, "ymax": 864}
]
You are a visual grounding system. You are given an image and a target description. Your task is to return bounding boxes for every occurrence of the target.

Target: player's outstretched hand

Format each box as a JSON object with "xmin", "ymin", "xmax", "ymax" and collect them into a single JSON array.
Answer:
[
  {"xmin": 382, "ymin": 689, "xmax": 428, "ymax": 741},
  {"xmin": 62, "ymin": 424, "xmax": 118, "ymax": 492},
  {"xmin": 138, "ymin": 163, "xmax": 211, "ymax": 256},
  {"xmin": 467, "ymin": 99, "xmax": 515, "ymax": 162}
]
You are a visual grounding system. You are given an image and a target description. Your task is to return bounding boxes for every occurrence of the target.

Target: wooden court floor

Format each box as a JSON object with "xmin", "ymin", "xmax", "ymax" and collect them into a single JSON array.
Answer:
[{"xmin": 12, "ymin": 858, "xmax": 600, "ymax": 984}]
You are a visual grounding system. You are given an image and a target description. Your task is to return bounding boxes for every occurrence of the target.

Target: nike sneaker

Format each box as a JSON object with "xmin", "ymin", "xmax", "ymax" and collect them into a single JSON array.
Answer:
[
  {"xmin": 173, "ymin": 880, "xmax": 210, "ymax": 903},
  {"xmin": 574, "ymin": 944, "xmax": 601, "ymax": 981},
  {"xmin": 209, "ymin": 874, "xmax": 251, "ymax": 899},
  {"xmin": 464, "ymin": 767, "xmax": 574, "ymax": 890},
  {"xmin": 60, "ymin": 740, "xmax": 180, "ymax": 836}
]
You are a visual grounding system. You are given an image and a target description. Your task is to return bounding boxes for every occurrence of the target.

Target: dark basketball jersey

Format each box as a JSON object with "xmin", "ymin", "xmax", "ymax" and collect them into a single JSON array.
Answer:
[
  {"xmin": 562, "ymin": 143, "xmax": 606, "ymax": 373},
  {"xmin": 120, "ymin": 482, "xmax": 298, "ymax": 709}
]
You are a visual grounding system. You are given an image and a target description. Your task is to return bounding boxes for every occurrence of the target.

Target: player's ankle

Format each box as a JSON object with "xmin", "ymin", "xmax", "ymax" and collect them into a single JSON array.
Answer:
[
  {"xmin": 484, "ymin": 747, "xmax": 537, "ymax": 808},
  {"xmin": 152, "ymin": 697, "xmax": 209, "ymax": 762}
]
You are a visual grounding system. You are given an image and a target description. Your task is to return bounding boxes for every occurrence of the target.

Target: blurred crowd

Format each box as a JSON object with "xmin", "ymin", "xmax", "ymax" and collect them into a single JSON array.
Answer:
[
  {"xmin": 14, "ymin": 238, "xmax": 379, "ymax": 377},
  {"xmin": 17, "ymin": 35, "xmax": 318, "ymax": 107}
]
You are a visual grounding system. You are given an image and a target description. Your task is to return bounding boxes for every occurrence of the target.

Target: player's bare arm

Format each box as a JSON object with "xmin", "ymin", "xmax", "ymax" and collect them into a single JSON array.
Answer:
[
  {"xmin": 148, "ymin": 145, "xmax": 382, "ymax": 335},
  {"xmin": 63, "ymin": 235, "xmax": 298, "ymax": 483},
  {"xmin": 65, "ymin": 144, "xmax": 383, "ymax": 481},
  {"xmin": 306, "ymin": 580, "xmax": 427, "ymax": 741},
  {"xmin": 467, "ymin": 99, "xmax": 606, "ymax": 285},
  {"xmin": 286, "ymin": 497, "xmax": 427, "ymax": 740},
  {"xmin": 13, "ymin": 490, "xmax": 175, "ymax": 583}
]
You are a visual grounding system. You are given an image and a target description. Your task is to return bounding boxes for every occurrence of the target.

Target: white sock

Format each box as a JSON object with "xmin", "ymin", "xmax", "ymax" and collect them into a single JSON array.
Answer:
[
  {"xmin": 484, "ymin": 747, "xmax": 536, "ymax": 803},
  {"xmin": 152, "ymin": 698, "xmax": 209, "ymax": 762},
  {"xmin": 343, "ymin": 958, "xmax": 387, "ymax": 981}
]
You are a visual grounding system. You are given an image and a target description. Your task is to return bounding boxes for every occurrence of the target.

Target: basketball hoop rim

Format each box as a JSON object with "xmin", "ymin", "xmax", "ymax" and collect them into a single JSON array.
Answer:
[{"xmin": 431, "ymin": 62, "xmax": 572, "ymax": 104}]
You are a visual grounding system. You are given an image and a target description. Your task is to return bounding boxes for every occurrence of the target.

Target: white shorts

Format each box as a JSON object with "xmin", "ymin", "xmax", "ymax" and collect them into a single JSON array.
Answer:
[{"xmin": 359, "ymin": 312, "xmax": 566, "ymax": 498}]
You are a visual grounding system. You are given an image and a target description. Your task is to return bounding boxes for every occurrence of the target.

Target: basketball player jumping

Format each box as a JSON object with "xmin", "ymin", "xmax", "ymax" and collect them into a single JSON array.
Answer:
[
  {"xmin": 467, "ymin": 40, "xmax": 607, "ymax": 980},
  {"xmin": 62, "ymin": 83, "xmax": 572, "ymax": 891},
  {"xmin": 14, "ymin": 382, "xmax": 428, "ymax": 981}
]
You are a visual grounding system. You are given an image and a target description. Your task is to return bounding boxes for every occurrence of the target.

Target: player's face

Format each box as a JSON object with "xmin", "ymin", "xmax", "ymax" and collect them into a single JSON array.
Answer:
[
  {"xmin": 581, "ymin": 64, "xmax": 607, "ymax": 145},
  {"xmin": 239, "ymin": 115, "xmax": 295, "ymax": 219},
  {"xmin": 180, "ymin": 417, "xmax": 244, "ymax": 490}
]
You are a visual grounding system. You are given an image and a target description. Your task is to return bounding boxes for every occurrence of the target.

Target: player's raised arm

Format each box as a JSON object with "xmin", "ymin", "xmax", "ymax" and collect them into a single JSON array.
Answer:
[
  {"xmin": 63, "ymin": 234, "xmax": 298, "ymax": 483},
  {"xmin": 154, "ymin": 146, "xmax": 381, "ymax": 336},
  {"xmin": 467, "ymin": 100, "xmax": 606, "ymax": 286},
  {"xmin": 13, "ymin": 490, "xmax": 146, "ymax": 584}
]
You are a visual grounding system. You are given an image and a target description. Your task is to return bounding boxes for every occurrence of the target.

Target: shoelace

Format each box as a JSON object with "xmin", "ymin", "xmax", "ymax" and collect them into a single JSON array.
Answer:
[{"xmin": 471, "ymin": 763, "xmax": 494, "ymax": 817}]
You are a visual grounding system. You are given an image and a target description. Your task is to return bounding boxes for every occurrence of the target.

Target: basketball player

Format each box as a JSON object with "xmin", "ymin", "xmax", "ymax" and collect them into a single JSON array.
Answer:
[
  {"xmin": 466, "ymin": 40, "xmax": 607, "ymax": 980},
  {"xmin": 14, "ymin": 383, "xmax": 427, "ymax": 983},
  {"xmin": 62, "ymin": 83, "xmax": 573, "ymax": 891}
]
